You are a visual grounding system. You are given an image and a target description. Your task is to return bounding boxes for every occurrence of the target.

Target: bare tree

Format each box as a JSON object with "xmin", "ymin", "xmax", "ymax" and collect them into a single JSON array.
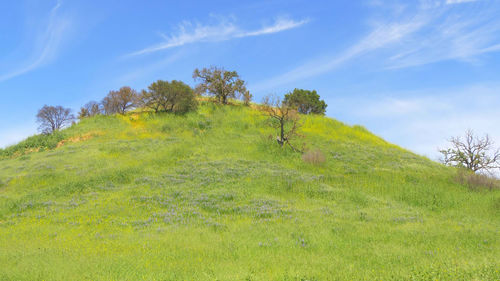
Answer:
[
  {"xmin": 36, "ymin": 105, "xmax": 75, "ymax": 134},
  {"xmin": 261, "ymin": 94, "xmax": 302, "ymax": 152},
  {"xmin": 193, "ymin": 66, "xmax": 246, "ymax": 104},
  {"xmin": 78, "ymin": 101, "xmax": 102, "ymax": 119},
  {"xmin": 242, "ymin": 90, "xmax": 252, "ymax": 106},
  {"xmin": 440, "ymin": 129, "xmax": 500, "ymax": 174},
  {"xmin": 102, "ymin": 86, "xmax": 138, "ymax": 115}
]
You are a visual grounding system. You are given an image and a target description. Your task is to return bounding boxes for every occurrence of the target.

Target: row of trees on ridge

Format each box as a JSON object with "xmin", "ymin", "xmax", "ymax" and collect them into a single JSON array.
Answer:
[{"xmin": 36, "ymin": 66, "xmax": 327, "ymax": 152}]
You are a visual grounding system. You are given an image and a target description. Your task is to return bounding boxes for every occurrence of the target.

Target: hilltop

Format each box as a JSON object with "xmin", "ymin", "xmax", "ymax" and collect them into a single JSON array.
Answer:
[{"xmin": 0, "ymin": 102, "xmax": 499, "ymax": 280}]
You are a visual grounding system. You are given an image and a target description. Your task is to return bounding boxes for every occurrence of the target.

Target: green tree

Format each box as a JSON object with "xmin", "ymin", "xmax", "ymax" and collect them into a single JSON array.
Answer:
[
  {"xmin": 139, "ymin": 80, "xmax": 197, "ymax": 114},
  {"xmin": 284, "ymin": 88, "xmax": 327, "ymax": 115},
  {"xmin": 193, "ymin": 66, "xmax": 246, "ymax": 104}
]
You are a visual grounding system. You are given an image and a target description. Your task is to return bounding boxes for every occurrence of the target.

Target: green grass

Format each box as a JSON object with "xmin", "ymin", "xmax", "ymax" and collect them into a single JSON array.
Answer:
[{"xmin": 0, "ymin": 102, "xmax": 499, "ymax": 280}]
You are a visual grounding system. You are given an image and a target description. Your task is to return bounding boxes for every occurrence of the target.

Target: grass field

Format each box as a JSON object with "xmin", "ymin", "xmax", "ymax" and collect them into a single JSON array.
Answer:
[{"xmin": 0, "ymin": 102, "xmax": 499, "ymax": 280}]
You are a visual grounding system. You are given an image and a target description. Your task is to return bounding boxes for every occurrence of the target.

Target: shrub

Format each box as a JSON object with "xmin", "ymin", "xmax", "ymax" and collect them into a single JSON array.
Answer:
[
  {"xmin": 455, "ymin": 168, "xmax": 500, "ymax": 191},
  {"xmin": 0, "ymin": 131, "xmax": 67, "ymax": 158},
  {"xmin": 302, "ymin": 149, "xmax": 326, "ymax": 165}
]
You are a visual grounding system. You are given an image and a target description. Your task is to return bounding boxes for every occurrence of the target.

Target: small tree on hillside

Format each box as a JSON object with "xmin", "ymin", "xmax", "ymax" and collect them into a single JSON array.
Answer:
[
  {"xmin": 193, "ymin": 66, "xmax": 247, "ymax": 104},
  {"xmin": 284, "ymin": 88, "xmax": 327, "ymax": 115},
  {"xmin": 440, "ymin": 129, "xmax": 500, "ymax": 174},
  {"xmin": 261, "ymin": 94, "xmax": 302, "ymax": 152},
  {"xmin": 242, "ymin": 90, "xmax": 253, "ymax": 106},
  {"xmin": 78, "ymin": 101, "xmax": 102, "ymax": 119},
  {"xmin": 37, "ymin": 105, "xmax": 75, "ymax": 134},
  {"xmin": 102, "ymin": 86, "xmax": 138, "ymax": 115},
  {"xmin": 139, "ymin": 80, "xmax": 197, "ymax": 114}
]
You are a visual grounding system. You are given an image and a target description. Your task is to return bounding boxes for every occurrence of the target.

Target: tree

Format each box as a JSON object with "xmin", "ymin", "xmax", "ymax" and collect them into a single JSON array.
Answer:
[
  {"xmin": 284, "ymin": 88, "xmax": 327, "ymax": 115},
  {"xmin": 78, "ymin": 101, "xmax": 102, "ymax": 119},
  {"xmin": 261, "ymin": 94, "xmax": 302, "ymax": 152},
  {"xmin": 193, "ymin": 66, "xmax": 246, "ymax": 104},
  {"xmin": 102, "ymin": 86, "xmax": 138, "ymax": 115},
  {"xmin": 440, "ymin": 129, "xmax": 500, "ymax": 174},
  {"xmin": 242, "ymin": 90, "xmax": 252, "ymax": 106},
  {"xmin": 36, "ymin": 105, "xmax": 75, "ymax": 134},
  {"xmin": 139, "ymin": 80, "xmax": 197, "ymax": 114}
]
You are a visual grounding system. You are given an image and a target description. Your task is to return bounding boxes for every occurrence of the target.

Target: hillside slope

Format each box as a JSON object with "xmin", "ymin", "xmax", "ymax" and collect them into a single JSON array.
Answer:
[{"xmin": 0, "ymin": 103, "xmax": 499, "ymax": 280}]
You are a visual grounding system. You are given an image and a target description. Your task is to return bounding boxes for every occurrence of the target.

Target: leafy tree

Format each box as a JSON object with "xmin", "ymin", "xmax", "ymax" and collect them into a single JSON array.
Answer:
[
  {"xmin": 440, "ymin": 129, "xmax": 500, "ymax": 174},
  {"xmin": 139, "ymin": 80, "xmax": 197, "ymax": 114},
  {"xmin": 36, "ymin": 105, "xmax": 75, "ymax": 134},
  {"xmin": 261, "ymin": 94, "xmax": 302, "ymax": 152},
  {"xmin": 284, "ymin": 88, "xmax": 327, "ymax": 115},
  {"xmin": 193, "ymin": 66, "xmax": 246, "ymax": 104},
  {"xmin": 102, "ymin": 86, "xmax": 138, "ymax": 115},
  {"xmin": 78, "ymin": 101, "xmax": 102, "ymax": 119}
]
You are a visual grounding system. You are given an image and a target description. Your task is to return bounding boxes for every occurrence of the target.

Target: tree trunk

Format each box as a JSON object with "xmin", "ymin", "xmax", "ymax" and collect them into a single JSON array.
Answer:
[{"xmin": 279, "ymin": 119, "xmax": 285, "ymax": 147}]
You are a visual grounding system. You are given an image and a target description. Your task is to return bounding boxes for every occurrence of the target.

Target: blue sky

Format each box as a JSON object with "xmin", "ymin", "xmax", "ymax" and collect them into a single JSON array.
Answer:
[{"xmin": 1, "ymin": 0, "xmax": 500, "ymax": 160}]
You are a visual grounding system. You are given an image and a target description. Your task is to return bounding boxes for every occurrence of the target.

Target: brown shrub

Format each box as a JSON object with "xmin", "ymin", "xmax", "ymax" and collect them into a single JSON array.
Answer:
[
  {"xmin": 302, "ymin": 149, "xmax": 326, "ymax": 165},
  {"xmin": 455, "ymin": 169, "xmax": 500, "ymax": 191}
]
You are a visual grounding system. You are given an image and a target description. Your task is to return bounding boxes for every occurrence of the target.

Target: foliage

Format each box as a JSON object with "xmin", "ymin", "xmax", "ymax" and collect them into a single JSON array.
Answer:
[
  {"xmin": 440, "ymin": 129, "xmax": 500, "ymax": 174},
  {"xmin": 0, "ymin": 130, "xmax": 66, "ymax": 158},
  {"xmin": 193, "ymin": 66, "xmax": 247, "ymax": 104},
  {"xmin": 102, "ymin": 86, "xmax": 138, "ymax": 115},
  {"xmin": 284, "ymin": 88, "xmax": 327, "ymax": 115},
  {"xmin": 139, "ymin": 80, "xmax": 197, "ymax": 114},
  {"xmin": 242, "ymin": 90, "xmax": 252, "ymax": 106},
  {"xmin": 0, "ymin": 104, "xmax": 499, "ymax": 280},
  {"xmin": 78, "ymin": 101, "xmax": 102, "ymax": 119},
  {"xmin": 36, "ymin": 105, "xmax": 75, "ymax": 134}
]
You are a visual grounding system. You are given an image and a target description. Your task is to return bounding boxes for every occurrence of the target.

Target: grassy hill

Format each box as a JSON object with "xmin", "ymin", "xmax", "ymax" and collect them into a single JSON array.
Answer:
[{"xmin": 0, "ymin": 102, "xmax": 499, "ymax": 280}]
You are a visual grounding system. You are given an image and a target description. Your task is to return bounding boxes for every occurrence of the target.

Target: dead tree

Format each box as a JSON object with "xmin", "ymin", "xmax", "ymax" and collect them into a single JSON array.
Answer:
[
  {"xmin": 440, "ymin": 129, "xmax": 500, "ymax": 174},
  {"xmin": 261, "ymin": 94, "xmax": 302, "ymax": 152}
]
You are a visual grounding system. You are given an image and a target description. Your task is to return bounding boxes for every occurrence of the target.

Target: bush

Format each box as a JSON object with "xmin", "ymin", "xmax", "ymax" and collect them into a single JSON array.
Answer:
[
  {"xmin": 0, "ymin": 131, "xmax": 66, "ymax": 158},
  {"xmin": 302, "ymin": 149, "xmax": 326, "ymax": 165},
  {"xmin": 455, "ymin": 168, "xmax": 500, "ymax": 191}
]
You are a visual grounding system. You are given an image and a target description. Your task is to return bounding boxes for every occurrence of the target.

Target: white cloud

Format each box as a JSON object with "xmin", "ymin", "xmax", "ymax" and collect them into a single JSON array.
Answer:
[
  {"xmin": 446, "ymin": 0, "xmax": 478, "ymax": 4},
  {"xmin": 332, "ymin": 84, "xmax": 500, "ymax": 162},
  {"xmin": 251, "ymin": 1, "xmax": 500, "ymax": 92},
  {"xmin": 126, "ymin": 17, "xmax": 308, "ymax": 57},
  {"xmin": 0, "ymin": 1, "xmax": 71, "ymax": 82}
]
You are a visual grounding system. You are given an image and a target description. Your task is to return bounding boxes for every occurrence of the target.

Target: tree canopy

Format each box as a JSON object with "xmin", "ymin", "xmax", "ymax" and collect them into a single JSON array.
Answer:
[
  {"xmin": 193, "ymin": 66, "xmax": 247, "ymax": 104},
  {"xmin": 139, "ymin": 80, "xmax": 197, "ymax": 114},
  {"xmin": 284, "ymin": 88, "xmax": 327, "ymax": 115},
  {"xmin": 36, "ymin": 105, "xmax": 74, "ymax": 134}
]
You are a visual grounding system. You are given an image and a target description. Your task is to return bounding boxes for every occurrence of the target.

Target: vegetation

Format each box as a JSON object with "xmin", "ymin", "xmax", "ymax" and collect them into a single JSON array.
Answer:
[
  {"xmin": 102, "ymin": 86, "xmax": 138, "ymax": 115},
  {"xmin": 284, "ymin": 88, "xmax": 327, "ymax": 115},
  {"xmin": 262, "ymin": 94, "xmax": 302, "ymax": 151},
  {"xmin": 440, "ymin": 129, "xmax": 500, "ymax": 174},
  {"xmin": 78, "ymin": 101, "xmax": 102, "ymax": 120},
  {"xmin": 36, "ymin": 105, "xmax": 74, "ymax": 134},
  {"xmin": 139, "ymin": 80, "xmax": 197, "ymax": 114},
  {"xmin": 193, "ymin": 66, "xmax": 247, "ymax": 104},
  {"xmin": 1, "ymin": 102, "xmax": 498, "ymax": 280}
]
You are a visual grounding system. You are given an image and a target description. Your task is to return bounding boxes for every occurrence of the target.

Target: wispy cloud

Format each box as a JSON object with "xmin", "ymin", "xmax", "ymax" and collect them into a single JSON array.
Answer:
[
  {"xmin": 0, "ymin": 1, "xmax": 71, "ymax": 82},
  {"xmin": 331, "ymin": 83, "xmax": 500, "ymax": 161},
  {"xmin": 446, "ymin": 0, "xmax": 478, "ymax": 4},
  {"xmin": 126, "ymin": 17, "xmax": 309, "ymax": 57},
  {"xmin": 252, "ymin": 1, "xmax": 500, "ymax": 91}
]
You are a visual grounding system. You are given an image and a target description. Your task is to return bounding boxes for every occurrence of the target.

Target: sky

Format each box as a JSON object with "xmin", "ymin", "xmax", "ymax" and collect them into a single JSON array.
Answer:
[{"xmin": 1, "ymin": 0, "xmax": 500, "ymax": 161}]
